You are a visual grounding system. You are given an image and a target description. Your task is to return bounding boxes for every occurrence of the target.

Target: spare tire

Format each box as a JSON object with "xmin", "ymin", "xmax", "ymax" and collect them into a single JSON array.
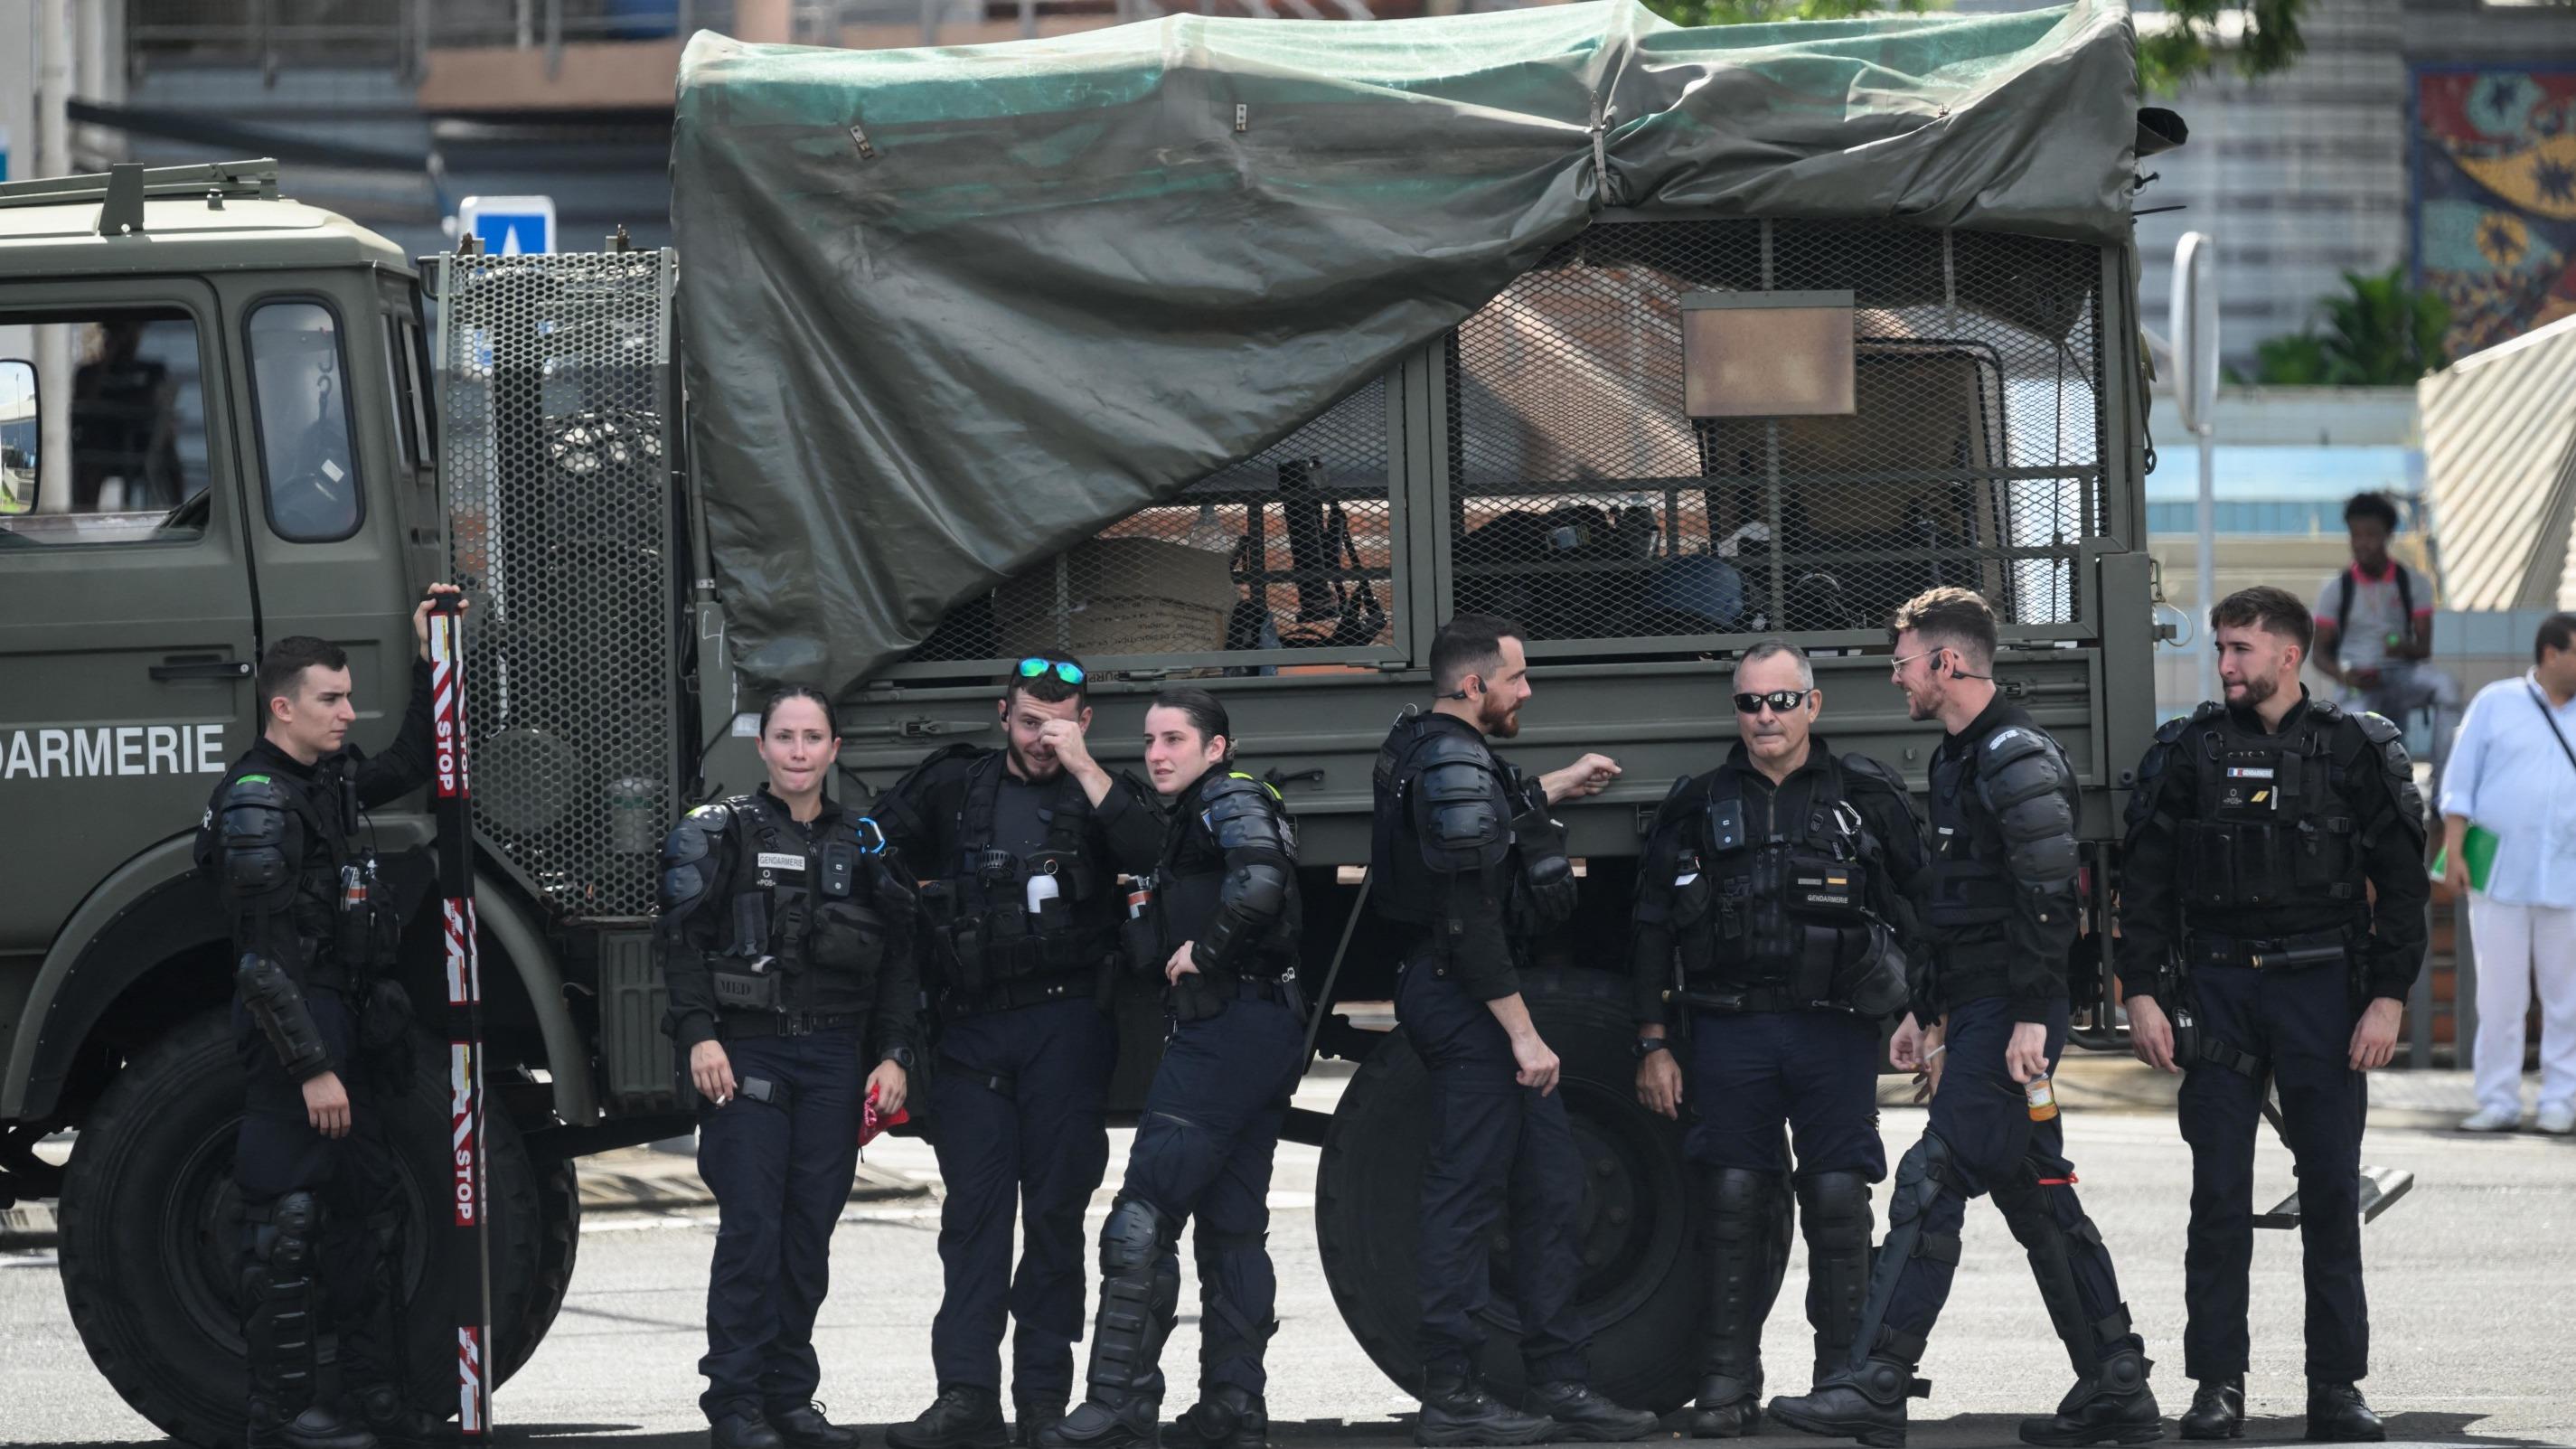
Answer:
[
  {"xmin": 1315, "ymin": 967, "xmax": 1699, "ymax": 1412},
  {"xmin": 58, "ymin": 1012, "xmax": 546, "ymax": 1447}
]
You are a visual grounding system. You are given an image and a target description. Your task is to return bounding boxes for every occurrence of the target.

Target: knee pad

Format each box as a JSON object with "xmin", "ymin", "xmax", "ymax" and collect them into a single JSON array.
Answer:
[
  {"xmin": 1796, "ymin": 1171, "xmax": 1874, "ymax": 1249},
  {"xmin": 1705, "ymin": 1166, "xmax": 1780, "ymax": 1242},
  {"xmin": 1102, "ymin": 1195, "xmax": 1177, "ymax": 1276}
]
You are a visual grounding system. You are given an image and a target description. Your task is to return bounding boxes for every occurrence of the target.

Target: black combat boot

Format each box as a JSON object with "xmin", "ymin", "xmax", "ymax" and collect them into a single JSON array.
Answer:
[
  {"xmin": 2303, "ymin": 1383, "xmax": 2384, "ymax": 1443},
  {"xmin": 1690, "ymin": 1374, "xmax": 1760, "ymax": 1439},
  {"xmin": 767, "ymin": 1403, "xmax": 858, "ymax": 1449},
  {"xmin": 2177, "ymin": 1378, "xmax": 2243, "ymax": 1441},
  {"xmin": 1161, "ymin": 1386, "xmax": 1267, "ymax": 1449},
  {"xmin": 1041, "ymin": 1198, "xmax": 1181, "ymax": 1449},
  {"xmin": 2017, "ymin": 1347, "xmax": 2163, "ymax": 1446},
  {"xmin": 347, "ymin": 1386, "xmax": 454, "ymax": 1449},
  {"xmin": 712, "ymin": 1413, "xmax": 785, "ymax": 1449},
  {"xmin": 1766, "ymin": 1354, "xmax": 1923, "ymax": 1449},
  {"xmin": 888, "ymin": 1387, "xmax": 1010, "ymax": 1449},
  {"xmin": 1017, "ymin": 1399, "xmax": 1068, "ymax": 1448},
  {"xmin": 1524, "ymin": 1381, "xmax": 1659, "ymax": 1443},
  {"xmin": 1415, "ymin": 1370, "xmax": 1560, "ymax": 1448}
]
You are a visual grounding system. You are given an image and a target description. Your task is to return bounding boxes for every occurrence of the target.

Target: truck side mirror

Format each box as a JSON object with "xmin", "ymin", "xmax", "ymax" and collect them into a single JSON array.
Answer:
[{"xmin": 0, "ymin": 359, "xmax": 36, "ymax": 510}]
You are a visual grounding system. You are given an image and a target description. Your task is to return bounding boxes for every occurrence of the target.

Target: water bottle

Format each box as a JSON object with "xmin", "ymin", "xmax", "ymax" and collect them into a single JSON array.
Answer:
[{"xmin": 2025, "ymin": 1072, "xmax": 2059, "ymax": 1123}]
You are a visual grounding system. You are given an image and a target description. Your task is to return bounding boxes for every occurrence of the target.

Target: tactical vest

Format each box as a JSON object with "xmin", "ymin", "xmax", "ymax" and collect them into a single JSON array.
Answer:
[
  {"xmin": 1661, "ymin": 757, "xmax": 1875, "ymax": 1009},
  {"xmin": 913, "ymin": 748, "xmax": 1112, "ymax": 993},
  {"xmin": 198, "ymin": 753, "xmax": 399, "ymax": 989},
  {"xmin": 705, "ymin": 792, "xmax": 889, "ymax": 1016},
  {"xmin": 2176, "ymin": 703, "xmax": 2366, "ymax": 915},
  {"xmin": 1139, "ymin": 771, "xmax": 1300, "ymax": 981},
  {"xmin": 1917, "ymin": 747, "xmax": 2016, "ymax": 937},
  {"xmin": 1369, "ymin": 711, "xmax": 1573, "ymax": 938}
]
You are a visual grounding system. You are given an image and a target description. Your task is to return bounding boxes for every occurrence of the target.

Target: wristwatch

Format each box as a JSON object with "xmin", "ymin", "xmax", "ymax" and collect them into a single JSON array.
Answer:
[
  {"xmin": 1632, "ymin": 1037, "xmax": 1671, "ymax": 1060},
  {"xmin": 883, "ymin": 1045, "xmax": 918, "ymax": 1073}
]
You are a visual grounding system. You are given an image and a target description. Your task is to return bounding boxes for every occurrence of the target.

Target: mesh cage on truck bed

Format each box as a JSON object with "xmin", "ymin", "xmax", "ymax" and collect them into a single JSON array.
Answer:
[
  {"xmin": 896, "ymin": 217, "xmax": 2115, "ymax": 678},
  {"xmin": 432, "ymin": 249, "xmax": 684, "ymax": 923}
]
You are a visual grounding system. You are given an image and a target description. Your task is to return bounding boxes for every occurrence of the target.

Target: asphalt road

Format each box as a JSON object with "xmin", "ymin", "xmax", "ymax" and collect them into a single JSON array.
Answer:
[{"xmin": 5, "ymin": 1101, "xmax": 2573, "ymax": 1449}]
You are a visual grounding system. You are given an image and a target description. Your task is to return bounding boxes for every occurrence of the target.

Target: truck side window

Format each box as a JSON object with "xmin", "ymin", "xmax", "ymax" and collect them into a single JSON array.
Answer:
[
  {"xmin": 0, "ymin": 308, "xmax": 211, "ymax": 548},
  {"xmin": 246, "ymin": 300, "xmax": 362, "ymax": 542}
]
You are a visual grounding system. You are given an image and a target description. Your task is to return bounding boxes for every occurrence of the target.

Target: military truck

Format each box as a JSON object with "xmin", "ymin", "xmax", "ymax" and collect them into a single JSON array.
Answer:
[{"xmin": 0, "ymin": 3, "xmax": 2176, "ymax": 1441}]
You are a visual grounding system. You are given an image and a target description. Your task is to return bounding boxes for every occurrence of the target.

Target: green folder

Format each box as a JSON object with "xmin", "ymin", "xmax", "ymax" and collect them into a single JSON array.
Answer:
[{"xmin": 2431, "ymin": 824, "xmax": 2501, "ymax": 892}]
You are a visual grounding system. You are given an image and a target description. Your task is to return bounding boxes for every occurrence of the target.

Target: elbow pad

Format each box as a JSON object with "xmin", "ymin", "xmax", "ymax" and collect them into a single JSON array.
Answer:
[
  {"xmin": 1198, "ymin": 859, "xmax": 1290, "ymax": 974},
  {"xmin": 237, "ymin": 952, "xmax": 332, "ymax": 1081}
]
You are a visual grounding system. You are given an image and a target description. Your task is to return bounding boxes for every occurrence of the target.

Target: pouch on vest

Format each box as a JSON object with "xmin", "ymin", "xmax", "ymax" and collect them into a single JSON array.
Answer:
[
  {"xmin": 1921, "ymin": 859, "xmax": 2012, "ymax": 927},
  {"xmin": 810, "ymin": 900, "xmax": 886, "ymax": 974},
  {"xmin": 1170, "ymin": 970, "xmax": 1228, "ymax": 1022},
  {"xmin": 711, "ymin": 960, "xmax": 782, "ymax": 1011},
  {"xmin": 1668, "ymin": 865, "xmax": 1717, "ymax": 980},
  {"xmin": 1509, "ymin": 798, "xmax": 1578, "ymax": 934}
]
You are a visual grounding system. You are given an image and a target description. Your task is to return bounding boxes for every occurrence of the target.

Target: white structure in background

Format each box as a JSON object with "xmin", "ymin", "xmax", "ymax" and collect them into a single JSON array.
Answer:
[{"xmin": 2420, "ymin": 314, "xmax": 2576, "ymax": 611}]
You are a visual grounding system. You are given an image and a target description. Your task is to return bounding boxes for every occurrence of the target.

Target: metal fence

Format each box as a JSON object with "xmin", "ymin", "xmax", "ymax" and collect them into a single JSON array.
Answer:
[
  {"xmin": 907, "ymin": 376, "xmax": 1399, "ymax": 671},
  {"xmin": 1449, "ymin": 219, "xmax": 2108, "ymax": 648},
  {"xmin": 434, "ymin": 247, "xmax": 681, "ymax": 922}
]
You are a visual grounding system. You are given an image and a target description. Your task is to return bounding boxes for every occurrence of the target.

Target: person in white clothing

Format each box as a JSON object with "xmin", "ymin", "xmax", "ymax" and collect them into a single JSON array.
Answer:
[{"xmin": 2439, "ymin": 612, "xmax": 2576, "ymax": 1134}]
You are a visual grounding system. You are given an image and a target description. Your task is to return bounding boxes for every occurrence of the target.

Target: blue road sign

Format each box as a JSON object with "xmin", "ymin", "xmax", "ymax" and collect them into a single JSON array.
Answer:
[{"xmin": 457, "ymin": 195, "xmax": 557, "ymax": 256}]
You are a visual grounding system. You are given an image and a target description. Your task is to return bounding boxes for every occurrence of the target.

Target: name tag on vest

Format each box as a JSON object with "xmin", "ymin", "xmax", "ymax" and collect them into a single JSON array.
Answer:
[{"xmin": 758, "ymin": 852, "xmax": 807, "ymax": 871}]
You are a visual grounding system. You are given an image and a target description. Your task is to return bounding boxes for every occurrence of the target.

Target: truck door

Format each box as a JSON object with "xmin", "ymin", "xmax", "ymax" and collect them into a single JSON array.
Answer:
[
  {"xmin": 218, "ymin": 276, "xmax": 420, "ymax": 753},
  {"xmin": 0, "ymin": 280, "xmax": 259, "ymax": 955}
]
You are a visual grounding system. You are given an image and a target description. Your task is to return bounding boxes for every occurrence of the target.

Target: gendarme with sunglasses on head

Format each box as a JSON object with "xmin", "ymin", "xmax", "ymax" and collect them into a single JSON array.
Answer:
[
  {"xmin": 1772, "ymin": 587, "xmax": 2157, "ymax": 1449},
  {"xmin": 1627, "ymin": 640, "xmax": 1927, "ymax": 1440},
  {"xmin": 872, "ymin": 656, "xmax": 1166, "ymax": 1449}
]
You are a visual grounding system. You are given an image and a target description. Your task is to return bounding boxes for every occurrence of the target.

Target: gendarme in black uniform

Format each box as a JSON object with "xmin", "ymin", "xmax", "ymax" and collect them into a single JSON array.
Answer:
[
  {"xmin": 1045, "ymin": 768, "xmax": 1304, "ymax": 1449},
  {"xmin": 1372, "ymin": 709, "xmax": 1653, "ymax": 1442},
  {"xmin": 874, "ymin": 743, "xmax": 1163, "ymax": 1444},
  {"xmin": 659, "ymin": 785, "xmax": 921, "ymax": 1439},
  {"xmin": 1771, "ymin": 694, "xmax": 2155, "ymax": 1448},
  {"xmin": 199, "ymin": 658, "xmax": 438, "ymax": 1449},
  {"xmin": 2118, "ymin": 690, "xmax": 2427, "ymax": 1439},
  {"xmin": 1629, "ymin": 739, "xmax": 1923, "ymax": 1434}
]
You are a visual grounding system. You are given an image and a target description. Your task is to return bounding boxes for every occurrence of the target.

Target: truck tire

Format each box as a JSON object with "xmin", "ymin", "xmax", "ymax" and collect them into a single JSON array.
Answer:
[
  {"xmin": 1315, "ymin": 967, "xmax": 1699, "ymax": 1412},
  {"xmin": 499, "ymin": 1157, "xmax": 581, "ymax": 1382},
  {"xmin": 58, "ymin": 1012, "xmax": 548, "ymax": 1447}
]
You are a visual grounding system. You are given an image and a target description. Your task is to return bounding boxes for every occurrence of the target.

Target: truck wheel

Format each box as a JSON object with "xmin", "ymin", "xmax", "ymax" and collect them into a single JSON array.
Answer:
[
  {"xmin": 499, "ymin": 1156, "xmax": 580, "ymax": 1382},
  {"xmin": 1315, "ymin": 967, "xmax": 1699, "ymax": 1412},
  {"xmin": 58, "ymin": 1013, "xmax": 547, "ymax": 1447}
]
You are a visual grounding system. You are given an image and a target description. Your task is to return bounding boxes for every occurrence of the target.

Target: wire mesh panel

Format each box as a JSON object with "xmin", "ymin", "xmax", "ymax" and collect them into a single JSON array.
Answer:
[
  {"xmin": 436, "ymin": 249, "xmax": 679, "ymax": 921},
  {"xmin": 907, "ymin": 376, "xmax": 1397, "ymax": 669},
  {"xmin": 1446, "ymin": 220, "xmax": 2106, "ymax": 645}
]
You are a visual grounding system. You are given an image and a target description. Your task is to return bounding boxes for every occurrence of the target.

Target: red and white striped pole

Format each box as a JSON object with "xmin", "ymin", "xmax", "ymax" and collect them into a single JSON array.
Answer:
[{"xmin": 428, "ymin": 596, "xmax": 494, "ymax": 1442}]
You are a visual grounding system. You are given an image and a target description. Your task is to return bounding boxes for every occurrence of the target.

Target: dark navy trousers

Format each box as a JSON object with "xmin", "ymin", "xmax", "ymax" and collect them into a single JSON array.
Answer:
[
  {"xmin": 928, "ymin": 997, "xmax": 1119, "ymax": 1402},
  {"xmin": 1684, "ymin": 1008, "xmax": 1886, "ymax": 1179},
  {"xmin": 235, "ymin": 989, "xmax": 407, "ymax": 1391},
  {"xmin": 1396, "ymin": 960, "xmax": 1592, "ymax": 1385},
  {"xmin": 1877, "ymin": 997, "xmax": 2133, "ymax": 1355},
  {"xmin": 695, "ymin": 1027, "xmax": 865, "ymax": 1422},
  {"xmin": 2176, "ymin": 960, "xmax": 2370, "ymax": 1383},
  {"xmin": 1122, "ymin": 993, "xmax": 1305, "ymax": 1395}
]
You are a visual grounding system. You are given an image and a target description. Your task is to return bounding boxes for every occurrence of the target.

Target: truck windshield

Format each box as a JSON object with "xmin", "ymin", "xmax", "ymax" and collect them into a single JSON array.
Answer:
[{"xmin": 246, "ymin": 299, "xmax": 362, "ymax": 542}]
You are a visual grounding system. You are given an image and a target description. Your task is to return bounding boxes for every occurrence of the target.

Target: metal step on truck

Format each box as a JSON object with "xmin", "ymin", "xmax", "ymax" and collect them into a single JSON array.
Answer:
[{"xmin": 0, "ymin": 2, "xmax": 2177, "ymax": 1440}]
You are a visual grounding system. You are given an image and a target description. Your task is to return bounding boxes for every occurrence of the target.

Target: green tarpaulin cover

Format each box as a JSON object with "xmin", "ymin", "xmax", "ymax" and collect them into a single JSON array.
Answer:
[{"xmin": 671, "ymin": 0, "xmax": 2144, "ymax": 691}]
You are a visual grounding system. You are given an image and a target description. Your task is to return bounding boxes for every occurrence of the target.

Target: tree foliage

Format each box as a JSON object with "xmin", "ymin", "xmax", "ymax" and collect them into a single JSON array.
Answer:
[
  {"xmin": 2251, "ymin": 268, "xmax": 2451, "ymax": 387},
  {"xmin": 2135, "ymin": 0, "xmax": 2308, "ymax": 97}
]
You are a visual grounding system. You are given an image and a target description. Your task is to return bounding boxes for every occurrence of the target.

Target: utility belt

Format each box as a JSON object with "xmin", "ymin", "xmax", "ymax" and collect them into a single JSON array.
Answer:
[
  {"xmin": 2186, "ymin": 929, "xmax": 2353, "ymax": 972},
  {"xmin": 943, "ymin": 967, "xmax": 1102, "ymax": 1020},
  {"xmin": 1170, "ymin": 969, "xmax": 1304, "ymax": 1024},
  {"xmin": 1675, "ymin": 983, "xmax": 1819, "ymax": 1015},
  {"xmin": 718, "ymin": 1009, "xmax": 864, "ymax": 1040}
]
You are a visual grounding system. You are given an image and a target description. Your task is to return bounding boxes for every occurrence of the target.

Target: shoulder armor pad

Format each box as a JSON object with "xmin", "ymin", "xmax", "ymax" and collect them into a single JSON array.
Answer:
[
  {"xmin": 219, "ymin": 775, "xmax": 294, "ymax": 825},
  {"xmin": 1979, "ymin": 725, "xmax": 2048, "ymax": 768},
  {"xmin": 2351, "ymin": 709, "xmax": 2402, "ymax": 745},
  {"xmin": 659, "ymin": 806, "xmax": 734, "ymax": 919},
  {"xmin": 1641, "ymin": 773, "xmax": 1702, "ymax": 844},
  {"xmin": 1408, "ymin": 726, "xmax": 1494, "ymax": 774},
  {"xmin": 1414, "ymin": 748, "xmax": 1509, "ymax": 872},
  {"xmin": 2310, "ymin": 699, "xmax": 2348, "ymax": 722},
  {"xmin": 1977, "ymin": 725, "xmax": 2071, "ymax": 810},
  {"xmin": 1203, "ymin": 772, "xmax": 1290, "ymax": 855},
  {"xmin": 1838, "ymin": 752, "xmax": 1912, "ymax": 796},
  {"xmin": 214, "ymin": 776, "xmax": 297, "ymax": 903}
]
